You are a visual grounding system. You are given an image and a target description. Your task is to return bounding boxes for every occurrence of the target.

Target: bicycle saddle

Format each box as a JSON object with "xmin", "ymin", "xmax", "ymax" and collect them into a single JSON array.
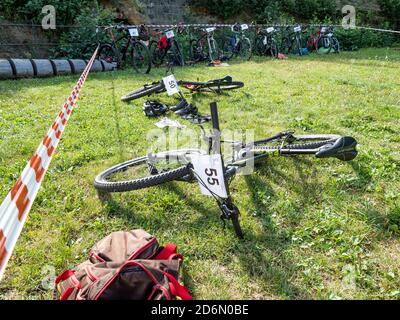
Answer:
[
  {"xmin": 213, "ymin": 76, "xmax": 232, "ymax": 83},
  {"xmin": 315, "ymin": 136, "xmax": 358, "ymax": 161}
]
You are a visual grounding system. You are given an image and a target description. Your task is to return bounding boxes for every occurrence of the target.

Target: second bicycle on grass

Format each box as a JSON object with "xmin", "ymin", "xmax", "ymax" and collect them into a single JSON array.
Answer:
[{"xmin": 121, "ymin": 76, "xmax": 244, "ymax": 102}]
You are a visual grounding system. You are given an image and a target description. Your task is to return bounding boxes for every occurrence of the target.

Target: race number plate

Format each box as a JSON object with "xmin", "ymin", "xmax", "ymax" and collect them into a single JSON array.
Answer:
[
  {"xmin": 191, "ymin": 154, "xmax": 228, "ymax": 198},
  {"xmin": 166, "ymin": 30, "xmax": 175, "ymax": 39},
  {"xmin": 241, "ymin": 24, "xmax": 249, "ymax": 30},
  {"xmin": 266, "ymin": 27, "xmax": 274, "ymax": 33},
  {"xmin": 162, "ymin": 74, "xmax": 180, "ymax": 96},
  {"xmin": 206, "ymin": 27, "xmax": 216, "ymax": 33},
  {"xmin": 327, "ymin": 33, "xmax": 333, "ymax": 37},
  {"xmin": 129, "ymin": 28, "xmax": 139, "ymax": 37},
  {"xmin": 321, "ymin": 27, "xmax": 327, "ymax": 33},
  {"xmin": 294, "ymin": 26, "xmax": 301, "ymax": 32}
]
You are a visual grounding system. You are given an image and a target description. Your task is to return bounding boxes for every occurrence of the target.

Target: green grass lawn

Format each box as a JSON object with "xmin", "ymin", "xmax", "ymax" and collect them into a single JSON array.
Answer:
[{"xmin": 0, "ymin": 48, "xmax": 399, "ymax": 300}]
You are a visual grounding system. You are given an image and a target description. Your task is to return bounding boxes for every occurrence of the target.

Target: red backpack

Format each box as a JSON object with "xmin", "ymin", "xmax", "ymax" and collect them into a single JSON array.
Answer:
[{"xmin": 54, "ymin": 230, "xmax": 192, "ymax": 300}]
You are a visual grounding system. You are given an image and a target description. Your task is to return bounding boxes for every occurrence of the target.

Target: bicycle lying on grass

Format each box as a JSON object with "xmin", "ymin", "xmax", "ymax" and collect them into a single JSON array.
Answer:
[
  {"xmin": 121, "ymin": 76, "xmax": 244, "ymax": 102},
  {"xmin": 94, "ymin": 102, "xmax": 358, "ymax": 238}
]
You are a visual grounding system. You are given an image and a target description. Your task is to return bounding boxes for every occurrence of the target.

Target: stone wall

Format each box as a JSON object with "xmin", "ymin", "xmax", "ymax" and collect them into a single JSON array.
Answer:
[{"xmin": 140, "ymin": 0, "xmax": 188, "ymax": 24}]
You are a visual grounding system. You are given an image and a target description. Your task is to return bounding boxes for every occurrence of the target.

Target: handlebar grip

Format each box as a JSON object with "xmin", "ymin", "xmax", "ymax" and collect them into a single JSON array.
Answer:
[{"xmin": 210, "ymin": 102, "xmax": 220, "ymax": 131}]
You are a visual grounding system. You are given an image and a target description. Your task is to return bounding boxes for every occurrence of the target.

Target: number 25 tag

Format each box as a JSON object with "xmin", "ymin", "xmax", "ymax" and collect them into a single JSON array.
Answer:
[{"xmin": 191, "ymin": 154, "xmax": 228, "ymax": 199}]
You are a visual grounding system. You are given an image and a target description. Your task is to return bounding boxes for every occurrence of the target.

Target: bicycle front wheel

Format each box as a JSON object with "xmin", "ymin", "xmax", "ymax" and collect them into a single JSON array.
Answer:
[
  {"xmin": 131, "ymin": 41, "xmax": 151, "ymax": 74},
  {"xmin": 121, "ymin": 81, "xmax": 165, "ymax": 102},
  {"xmin": 181, "ymin": 79, "xmax": 244, "ymax": 92},
  {"xmin": 171, "ymin": 39, "xmax": 185, "ymax": 66},
  {"xmin": 222, "ymin": 37, "xmax": 235, "ymax": 60},
  {"xmin": 189, "ymin": 39, "xmax": 205, "ymax": 62},
  {"xmin": 98, "ymin": 44, "xmax": 119, "ymax": 68},
  {"xmin": 94, "ymin": 154, "xmax": 191, "ymax": 193},
  {"xmin": 149, "ymin": 40, "xmax": 166, "ymax": 67},
  {"xmin": 239, "ymin": 37, "xmax": 252, "ymax": 60}
]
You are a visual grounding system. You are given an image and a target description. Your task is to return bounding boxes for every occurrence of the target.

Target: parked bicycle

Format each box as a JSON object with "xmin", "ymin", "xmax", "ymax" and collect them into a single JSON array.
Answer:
[
  {"xmin": 189, "ymin": 26, "xmax": 220, "ymax": 63},
  {"xmin": 97, "ymin": 24, "xmax": 152, "ymax": 74},
  {"xmin": 121, "ymin": 76, "xmax": 244, "ymax": 102},
  {"xmin": 316, "ymin": 26, "xmax": 340, "ymax": 54},
  {"xmin": 94, "ymin": 102, "xmax": 358, "ymax": 238},
  {"xmin": 149, "ymin": 24, "xmax": 185, "ymax": 68},
  {"xmin": 254, "ymin": 26, "xmax": 279, "ymax": 58},
  {"xmin": 280, "ymin": 25, "xmax": 307, "ymax": 56},
  {"xmin": 222, "ymin": 23, "xmax": 252, "ymax": 61}
]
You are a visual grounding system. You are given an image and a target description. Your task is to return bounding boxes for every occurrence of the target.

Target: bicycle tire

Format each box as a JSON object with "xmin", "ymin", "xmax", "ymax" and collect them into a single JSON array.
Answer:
[
  {"xmin": 208, "ymin": 38, "xmax": 220, "ymax": 61},
  {"xmin": 231, "ymin": 211, "xmax": 244, "ymax": 239},
  {"xmin": 171, "ymin": 39, "xmax": 184, "ymax": 66},
  {"xmin": 239, "ymin": 37, "xmax": 252, "ymax": 60},
  {"xmin": 131, "ymin": 41, "xmax": 151, "ymax": 74},
  {"xmin": 268, "ymin": 39, "xmax": 278, "ymax": 58},
  {"xmin": 222, "ymin": 36, "xmax": 235, "ymax": 60},
  {"xmin": 94, "ymin": 156, "xmax": 191, "ymax": 193},
  {"xmin": 316, "ymin": 36, "xmax": 332, "ymax": 54},
  {"xmin": 121, "ymin": 81, "xmax": 165, "ymax": 102},
  {"xmin": 181, "ymin": 80, "xmax": 244, "ymax": 92},
  {"xmin": 149, "ymin": 40, "xmax": 165, "ymax": 67},
  {"xmin": 190, "ymin": 39, "xmax": 204, "ymax": 62},
  {"xmin": 254, "ymin": 37, "xmax": 267, "ymax": 56},
  {"xmin": 332, "ymin": 37, "xmax": 340, "ymax": 53},
  {"xmin": 253, "ymin": 134, "xmax": 340, "ymax": 151},
  {"xmin": 98, "ymin": 44, "xmax": 120, "ymax": 68}
]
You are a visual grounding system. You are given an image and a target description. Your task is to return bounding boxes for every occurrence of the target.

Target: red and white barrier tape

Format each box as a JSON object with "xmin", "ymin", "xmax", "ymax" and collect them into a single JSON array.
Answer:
[{"xmin": 0, "ymin": 46, "xmax": 99, "ymax": 280}]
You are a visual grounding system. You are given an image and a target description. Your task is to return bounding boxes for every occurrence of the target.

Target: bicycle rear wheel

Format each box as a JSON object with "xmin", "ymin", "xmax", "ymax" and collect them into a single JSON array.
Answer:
[
  {"xmin": 239, "ymin": 37, "xmax": 252, "ymax": 60},
  {"xmin": 131, "ymin": 41, "xmax": 151, "ymax": 74},
  {"xmin": 208, "ymin": 38, "xmax": 220, "ymax": 61},
  {"xmin": 222, "ymin": 36, "xmax": 236, "ymax": 60},
  {"xmin": 121, "ymin": 81, "xmax": 165, "ymax": 102},
  {"xmin": 171, "ymin": 39, "xmax": 184, "ymax": 66},
  {"xmin": 189, "ymin": 39, "xmax": 205, "ymax": 62},
  {"xmin": 253, "ymin": 134, "xmax": 340, "ymax": 151},
  {"xmin": 94, "ymin": 154, "xmax": 191, "ymax": 193},
  {"xmin": 181, "ymin": 80, "xmax": 244, "ymax": 92},
  {"xmin": 149, "ymin": 40, "xmax": 166, "ymax": 67}
]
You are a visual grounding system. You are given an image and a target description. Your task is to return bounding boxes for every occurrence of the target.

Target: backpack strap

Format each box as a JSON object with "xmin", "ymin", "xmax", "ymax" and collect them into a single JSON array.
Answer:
[
  {"xmin": 55, "ymin": 270, "xmax": 81, "ymax": 300},
  {"xmin": 162, "ymin": 271, "xmax": 192, "ymax": 300},
  {"xmin": 153, "ymin": 243, "xmax": 183, "ymax": 261}
]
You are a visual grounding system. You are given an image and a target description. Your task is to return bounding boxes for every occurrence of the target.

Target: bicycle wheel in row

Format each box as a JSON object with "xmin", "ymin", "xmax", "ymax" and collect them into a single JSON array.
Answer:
[
  {"xmin": 131, "ymin": 41, "xmax": 151, "ymax": 74},
  {"xmin": 121, "ymin": 81, "xmax": 165, "ymax": 102},
  {"xmin": 149, "ymin": 40, "xmax": 166, "ymax": 67},
  {"xmin": 94, "ymin": 154, "xmax": 191, "ymax": 193},
  {"xmin": 222, "ymin": 36, "xmax": 236, "ymax": 60},
  {"xmin": 98, "ymin": 44, "xmax": 120, "ymax": 68},
  {"xmin": 239, "ymin": 37, "xmax": 252, "ymax": 60},
  {"xmin": 170, "ymin": 39, "xmax": 185, "ymax": 66},
  {"xmin": 189, "ymin": 39, "xmax": 206, "ymax": 62}
]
